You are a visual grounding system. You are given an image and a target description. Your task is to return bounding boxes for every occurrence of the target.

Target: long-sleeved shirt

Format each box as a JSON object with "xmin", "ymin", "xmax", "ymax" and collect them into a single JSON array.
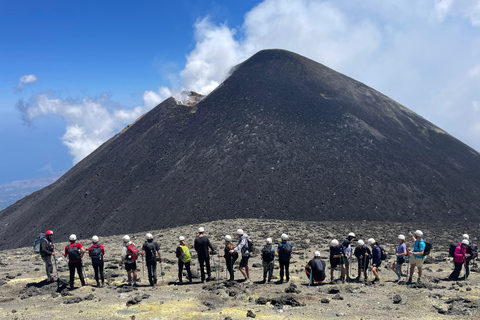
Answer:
[
  {"xmin": 194, "ymin": 236, "xmax": 215, "ymax": 260},
  {"xmin": 40, "ymin": 238, "xmax": 54, "ymax": 257},
  {"xmin": 454, "ymin": 242, "xmax": 467, "ymax": 263},
  {"xmin": 233, "ymin": 234, "xmax": 250, "ymax": 257},
  {"xmin": 371, "ymin": 246, "xmax": 382, "ymax": 265}
]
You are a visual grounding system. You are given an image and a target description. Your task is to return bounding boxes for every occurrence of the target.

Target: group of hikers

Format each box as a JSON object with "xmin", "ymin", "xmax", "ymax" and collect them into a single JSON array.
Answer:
[{"xmin": 35, "ymin": 227, "xmax": 476, "ymax": 289}]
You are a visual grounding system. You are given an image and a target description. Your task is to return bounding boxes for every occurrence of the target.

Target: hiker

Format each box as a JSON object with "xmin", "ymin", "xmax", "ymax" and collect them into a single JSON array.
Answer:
[
  {"xmin": 407, "ymin": 230, "xmax": 425, "ymax": 283},
  {"xmin": 329, "ymin": 239, "xmax": 342, "ymax": 282},
  {"xmin": 390, "ymin": 235, "xmax": 407, "ymax": 282},
  {"xmin": 176, "ymin": 236, "xmax": 192, "ymax": 284},
  {"xmin": 40, "ymin": 230, "xmax": 57, "ymax": 282},
  {"xmin": 89, "ymin": 235, "xmax": 105, "ymax": 287},
  {"xmin": 305, "ymin": 251, "xmax": 327, "ymax": 285},
  {"xmin": 277, "ymin": 234, "xmax": 293, "ymax": 283},
  {"xmin": 141, "ymin": 233, "xmax": 161, "ymax": 286},
  {"xmin": 121, "ymin": 235, "xmax": 138, "ymax": 286},
  {"xmin": 194, "ymin": 227, "xmax": 215, "ymax": 283},
  {"xmin": 260, "ymin": 238, "xmax": 275, "ymax": 283},
  {"xmin": 63, "ymin": 234, "xmax": 86, "ymax": 289},
  {"xmin": 230, "ymin": 229, "xmax": 251, "ymax": 282},
  {"xmin": 218, "ymin": 235, "xmax": 238, "ymax": 281},
  {"xmin": 354, "ymin": 239, "xmax": 370, "ymax": 281},
  {"xmin": 341, "ymin": 232, "xmax": 355, "ymax": 283},
  {"xmin": 449, "ymin": 239, "xmax": 470, "ymax": 280},
  {"xmin": 462, "ymin": 234, "xmax": 476, "ymax": 279},
  {"xmin": 368, "ymin": 238, "xmax": 381, "ymax": 283}
]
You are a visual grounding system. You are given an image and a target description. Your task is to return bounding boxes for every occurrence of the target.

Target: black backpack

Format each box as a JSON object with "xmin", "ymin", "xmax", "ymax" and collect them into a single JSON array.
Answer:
[
  {"xmin": 449, "ymin": 244, "xmax": 457, "ymax": 258},
  {"xmin": 375, "ymin": 245, "xmax": 387, "ymax": 261},
  {"xmin": 67, "ymin": 244, "xmax": 81, "ymax": 261},
  {"xmin": 247, "ymin": 238, "xmax": 255, "ymax": 255},
  {"xmin": 423, "ymin": 240, "xmax": 432, "ymax": 256},
  {"xmin": 90, "ymin": 244, "xmax": 103, "ymax": 262},
  {"xmin": 261, "ymin": 246, "xmax": 275, "ymax": 263},
  {"xmin": 279, "ymin": 242, "xmax": 292, "ymax": 260},
  {"xmin": 470, "ymin": 244, "xmax": 478, "ymax": 259},
  {"xmin": 145, "ymin": 242, "xmax": 157, "ymax": 260}
]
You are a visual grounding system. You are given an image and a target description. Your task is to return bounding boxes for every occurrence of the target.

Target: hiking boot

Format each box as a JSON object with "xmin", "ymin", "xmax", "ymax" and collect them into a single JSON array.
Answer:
[
  {"xmin": 101, "ymin": 281, "xmax": 105, "ymax": 287},
  {"xmin": 127, "ymin": 281, "xmax": 132, "ymax": 286},
  {"xmin": 178, "ymin": 281, "xmax": 183, "ymax": 285},
  {"xmin": 372, "ymin": 278, "xmax": 380, "ymax": 283},
  {"xmin": 96, "ymin": 281, "xmax": 100, "ymax": 288},
  {"xmin": 206, "ymin": 276, "xmax": 212, "ymax": 282},
  {"xmin": 407, "ymin": 277, "xmax": 412, "ymax": 284},
  {"xmin": 133, "ymin": 281, "xmax": 138, "ymax": 287}
]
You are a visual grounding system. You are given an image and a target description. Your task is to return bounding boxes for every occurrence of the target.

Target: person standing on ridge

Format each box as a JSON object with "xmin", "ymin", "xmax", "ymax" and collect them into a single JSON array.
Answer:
[
  {"xmin": 407, "ymin": 230, "xmax": 425, "ymax": 284},
  {"xmin": 305, "ymin": 251, "xmax": 327, "ymax": 284},
  {"xmin": 354, "ymin": 239, "xmax": 370, "ymax": 281},
  {"xmin": 40, "ymin": 230, "xmax": 57, "ymax": 282},
  {"xmin": 277, "ymin": 233, "xmax": 293, "ymax": 283},
  {"xmin": 194, "ymin": 227, "xmax": 215, "ymax": 283},
  {"xmin": 89, "ymin": 235, "xmax": 105, "ymax": 287},
  {"xmin": 121, "ymin": 235, "xmax": 138, "ymax": 286},
  {"xmin": 176, "ymin": 236, "xmax": 192, "ymax": 284},
  {"xmin": 341, "ymin": 232, "xmax": 355, "ymax": 283},
  {"xmin": 141, "ymin": 233, "xmax": 161, "ymax": 286},
  {"xmin": 390, "ymin": 235, "xmax": 407, "ymax": 282},
  {"xmin": 329, "ymin": 239, "xmax": 342, "ymax": 283},
  {"xmin": 230, "ymin": 229, "xmax": 251, "ymax": 283},
  {"xmin": 368, "ymin": 238, "xmax": 381, "ymax": 283},
  {"xmin": 449, "ymin": 239, "xmax": 470, "ymax": 280},
  {"xmin": 462, "ymin": 234, "xmax": 476, "ymax": 279},
  {"xmin": 260, "ymin": 238, "xmax": 275, "ymax": 283},
  {"xmin": 218, "ymin": 235, "xmax": 238, "ymax": 281},
  {"xmin": 63, "ymin": 234, "xmax": 86, "ymax": 289}
]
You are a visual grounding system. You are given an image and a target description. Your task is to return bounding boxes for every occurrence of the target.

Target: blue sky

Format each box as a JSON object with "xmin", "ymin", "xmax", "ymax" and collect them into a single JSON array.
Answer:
[{"xmin": 1, "ymin": 0, "xmax": 480, "ymax": 185}]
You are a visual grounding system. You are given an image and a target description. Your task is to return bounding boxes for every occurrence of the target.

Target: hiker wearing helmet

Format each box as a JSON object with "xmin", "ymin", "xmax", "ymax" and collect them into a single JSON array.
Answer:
[
  {"xmin": 141, "ymin": 233, "xmax": 161, "ymax": 286},
  {"xmin": 305, "ymin": 251, "xmax": 326, "ymax": 285},
  {"xmin": 89, "ymin": 235, "xmax": 105, "ymax": 287},
  {"xmin": 449, "ymin": 239, "xmax": 471, "ymax": 280},
  {"xmin": 260, "ymin": 238, "xmax": 275, "ymax": 283},
  {"xmin": 277, "ymin": 233, "xmax": 293, "ymax": 283},
  {"xmin": 176, "ymin": 236, "xmax": 192, "ymax": 284},
  {"xmin": 218, "ymin": 235, "xmax": 238, "ymax": 281},
  {"xmin": 407, "ymin": 230, "xmax": 425, "ymax": 283},
  {"xmin": 340, "ymin": 232, "xmax": 355, "ymax": 283},
  {"xmin": 329, "ymin": 239, "xmax": 342, "ymax": 282},
  {"xmin": 230, "ymin": 229, "xmax": 251, "ymax": 282},
  {"xmin": 121, "ymin": 235, "xmax": 138, "ymax": 286},
  {"xmin": 354, "ymin": 239, "xmax": 370, "ymax": 281},
  {"xmin": 462, "ymin": 234, "xmax": 476, "ymax": 279},
  {"xmin": 390, "ymin": 235, "xmax": 407, "ymax": 282},
  {"xmin": 63, "ymin": 234, "xmax": 86, "ymax": 289},
  {"xmin": 40, "ymin": 230, "xmax": 57, "ymax": 282},
  {"xmin": 368, "ymin": 238, "xmax": 381, "ymax": 283},
  {"xmin": 194, "ymin": 227, "xmax": 215, "ymax": 283}
]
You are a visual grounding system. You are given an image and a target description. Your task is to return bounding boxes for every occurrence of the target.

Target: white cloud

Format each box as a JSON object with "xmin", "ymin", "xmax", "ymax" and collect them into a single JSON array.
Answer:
[{"xmin": 15, "ymin": 74, "xmax": 38, "ymax": 92}]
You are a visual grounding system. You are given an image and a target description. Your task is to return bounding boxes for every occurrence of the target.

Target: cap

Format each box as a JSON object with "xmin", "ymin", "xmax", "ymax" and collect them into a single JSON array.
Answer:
[
  {"xmin": 46, "ymin": 230, "xmax": 53, "ymax": 236},
  {"xmin": 314, "ymin": 251, "xmax": 321, "ymax": 257},
  {"xmin": 463, "ymin": 234, "xmax": 469, "ymax": 240},
  {"xmin": 225, "ymin": 235, "xmax": 232, "ymax": 242},
  {"xmin": 123, "ymin": 235, "xmax": 130, "ymax": 242},
  {"xmin": 414, "ymin": 230, "xmax": 423, "ymax": 237},
  {"xmin": 398, "ymin": 235, "xmax": 405, "ymax": 240},
  {"xmin": 145, "ymin": 233, "xmax": 153, "ymax": 240},
  {"xmin": 92, "ymin": 235, "xmax": 99, "ymax": 243},
  {"xmin": 179, "ymin": 236, "xmax": 185, "ymax": 241},
  {"xmin": 266, "ymin": 238, "xmax": 272, "ymax": 244},
  {"xmin": 348, "ymin": 232, "xmax": 355, "ymax": 238},
  {"xmin": 198, "ymin": 227, "xmax": 205, "ymax": 233},
  {"xmin": 237, "ymin": 229, "xmax": 244, "ymax": 235},
  {"xmin": 69, "ymin": 234, "xmax": 77, "ymax": 241},
  {"xmin": 330, "ymin": 239, "xmax": 339, "ymax": 247},
  {"xmin": 462, "ymin": 239, "xmax": 470, "ymax": 245},
  {"xmin": 281, "ymin": 234, "xmax": 288, "ymax": 240},
  {"xmin": 367, "ymin": 238, "xmax": 375, "ymax": 245},
  {"xmin": 357, "ymin": 240, "xmax": 364, "ymax": 246}
]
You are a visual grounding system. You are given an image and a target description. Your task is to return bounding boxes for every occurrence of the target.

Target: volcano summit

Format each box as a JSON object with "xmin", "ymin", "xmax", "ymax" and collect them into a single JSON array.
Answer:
[{"xmin": 1, "ymin": 49, "xmax": 479, "ymax": 249}]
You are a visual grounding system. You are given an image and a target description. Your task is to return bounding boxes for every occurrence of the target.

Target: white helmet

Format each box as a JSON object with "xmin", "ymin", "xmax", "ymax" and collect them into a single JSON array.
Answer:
[
  {"xmin": 462, "ymin": 239, "xmax": 470, "ymax": 245},
  {"xmin": 266, "ymin": 238, "xmax": 272, "ymax": 244},
  {"xmin": 314, "ymin": 251, "xmax": 321, "ymax": 257},
  {"xmin": 237, "ymin": 229, "xmax": 244, "ymax": 235},
  {"xmin": 145, "ymin": 233, "xmax": 153, "ymax": 240},
  {"xmin": 198, "ymin": 227, "xmax": 205, "ymax": 233},
  {"xmin": 398, "ymin": 235, "xmax": 405, "ymax": 240},
  {"xmin": 92, "ymin": 235, "xmax": 99, "ymax": 243},
  {"xmin": 357, "ymin": 240, "xmax": 364, "ymax": 246},
  {"xmin": 123, "ymin": 235, "xmax": 130, "ymax": 242},
  {"xmin": 330, "ymin": 239, "xmax": 339, "ymax": 247},
  {"xmin": 69, "ymin": 234, "xmax": 77, "ymax": 241},
  {"xmin": 414, "ymin": 230, "xmax": 423, "ymax": 237},
  {"xmin": 225, "ymin": 235, "xmax": 232, "ymax": 242},
  {"xmin": 179, "ymin": 236, "xmax": 185, "ymax": 241},
  {"xmin": 367, "ymin": 238, "xmax": 376, "ymax": 245},
  {"xmin": 348, "ymin": 232, "xmax": 356, "ymax": 238},
  {"xmin": 281, "ymin": 234, "xmax": 288, "ymax": 240},
  {"xmin": 463, "ymin": 234, "xmax": 469, "ymax": 240}
]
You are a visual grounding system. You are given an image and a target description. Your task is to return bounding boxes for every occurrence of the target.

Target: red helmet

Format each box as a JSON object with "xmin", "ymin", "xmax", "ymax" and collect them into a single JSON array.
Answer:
[{"xmin": 46, "ymin": 230, "xmax": 53, "ymax": 236}]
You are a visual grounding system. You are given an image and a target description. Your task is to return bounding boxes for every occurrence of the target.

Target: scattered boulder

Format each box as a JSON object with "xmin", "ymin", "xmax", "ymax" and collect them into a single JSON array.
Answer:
[
  {"xmin": 321, "ymin": 298, "xmax": 330, "ymax": 304},
  {"xmin": 285, "ymin": 283, "xmax": 301, "ymax": 294},
  {"xmin": 328, "ymin": 287, "xmax": 340, "ymax": 294},
  {"xmin": 255, "ymin": 297, "xmax": 268, "ymax": 305},
  {"xmin": 64, "ymin": 296, "xmax": 83, "ymax": 304},
  {"xmin": 246, "ymin": 310, "xmax": 256, "ymax": 318},
  {"xmin": 332, "ymin": 294, "xmax": 344, "ymax": 300},
  {"xmin": 393, "ymin": 295, "xmax": 402, "ymax": 304}
]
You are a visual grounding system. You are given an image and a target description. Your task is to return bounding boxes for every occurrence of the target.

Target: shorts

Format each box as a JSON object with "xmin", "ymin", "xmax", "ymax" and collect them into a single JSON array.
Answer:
[
  {"xmin": 397, "ymin": 257, "xmax": 405, "ymax": 265},
  {"xmin": 330, "ymin": 257, "xmax": 340, "ymax": 269},
  {"xmin": 125, "ymin": 261, "xmax": 137, "ymax": 271},
  {"xmin": 372, "ymin": 262, "xmax": 381, "ymax": 268},
  {"xmin": 410, "ymin": 256, "xmax": 424, "ymax": 267},
  {"xmin": 239, "ymin": 256, "xmax": 250, "ymax": 268},
  {"xmin": 342, "ymin": 257, "xmax": 350, "ymax": 267}
]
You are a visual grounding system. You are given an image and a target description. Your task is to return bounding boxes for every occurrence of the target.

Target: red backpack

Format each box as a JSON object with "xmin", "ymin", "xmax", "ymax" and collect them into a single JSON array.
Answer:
[{"xmin": 127, "ymin": 243, "xmax": 139, "ymax": 261}]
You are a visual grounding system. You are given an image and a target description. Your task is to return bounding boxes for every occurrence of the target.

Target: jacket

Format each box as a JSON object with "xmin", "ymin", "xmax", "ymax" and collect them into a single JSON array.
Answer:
[{"xmin": 454, "ymin": 242, "xmax": 466, "ymax": 263}]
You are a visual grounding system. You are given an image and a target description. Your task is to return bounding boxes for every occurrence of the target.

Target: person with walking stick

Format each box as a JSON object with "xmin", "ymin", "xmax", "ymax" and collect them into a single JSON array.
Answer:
[
  {"xmin": 39, "ymin": 230, "xmax": 58, "ymax": 282},
  {"xmin": 141, "ymin": 233, "xmax": 161, "ymax": 287},
  {"xmin": 63, "ymin": 234, "xmax": 86, "ymax": 289}
]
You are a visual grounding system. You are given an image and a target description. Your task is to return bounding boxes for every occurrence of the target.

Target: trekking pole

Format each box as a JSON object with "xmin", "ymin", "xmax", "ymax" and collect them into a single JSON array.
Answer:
[
  {"xmin": 231, "ymin": 258, "xmax": 233, "ymax": 281},
  {"xmin": 142, "ymin": 255, "xmax": 145, "ymax": 281},
  {"xmin": 54, "ymin": 255, "xmax": 59, "ymax": 278},
  {"xmin": 309, "ymin": 268, "xmax": 313, "ymax": 287},
  {"xmin": 82, "ymin": 260, "xmax": 87, "ymax": 284},
  {"xmin": 405, "ymin": 249, "xmax": 410, "ymax": 282}
]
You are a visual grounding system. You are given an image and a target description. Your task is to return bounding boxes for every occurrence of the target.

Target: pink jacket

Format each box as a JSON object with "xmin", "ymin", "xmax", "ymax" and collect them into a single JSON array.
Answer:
[{"xmin": 454, "ymin": 242, "xmax": 466, "ymax": 263}]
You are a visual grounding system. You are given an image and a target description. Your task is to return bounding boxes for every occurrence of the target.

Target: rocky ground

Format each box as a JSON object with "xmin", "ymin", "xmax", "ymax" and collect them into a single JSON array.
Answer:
[{"xmin": 0, "ymin": 219, "xmax": 479, "ymax": 319}]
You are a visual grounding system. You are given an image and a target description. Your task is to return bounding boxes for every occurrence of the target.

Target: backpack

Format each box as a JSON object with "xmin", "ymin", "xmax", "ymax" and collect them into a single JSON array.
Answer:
[
  {"xmin": 33, "ymin": 233, "xmax": 46, "ymax": 254},
  {"xmin": 180, "ymin": 245, "xmax": 191, "ymax": 263},
  {"xmin": 67, "ymin": 244, "xmax": 81, "ymax": 261},
  {"xmin": 247, "ymin": 238, "xmax": 255, "ymax": 255},
  {"xmin": 127, "ymin": 243, "xmax": 139, "ymax": 261},
  {"xmin": 261, "ymin": 246, "xmax": 275, "ymax": 263},
  {"xmin": 90, "ymin": 244, "xmax": 103, "ymax": 262},
  {"xmin": 375, "ymin": 245, "xmax": 387, "ymax": 261},
  {"xmin": 144, "ymin": 242, "xmax": 157, "ymax": 260},
  {"xmin": 279, "ymin": 242, "xmax": 292, "ymax": 260},
  {"xmin": 449, "ymin": 244, "xmax": 457, "ymax": 258},
  {"xmin": 423, "ymin": 240, "xmax": 432, "ymax": 256},
  {"xmin": 470, "ymin": 244, "xmax": 478, "ymax": 259}
]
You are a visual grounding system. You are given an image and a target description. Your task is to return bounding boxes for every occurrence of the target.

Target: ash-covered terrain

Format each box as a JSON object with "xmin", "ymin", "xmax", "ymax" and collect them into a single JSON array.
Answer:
[
  {"xmin": 1, "ymin": 49, "xmax": 480, "ymax": 250},
  {"xmin": 0, "ymin": 219, "xmax": 479, "ymax": 319}
]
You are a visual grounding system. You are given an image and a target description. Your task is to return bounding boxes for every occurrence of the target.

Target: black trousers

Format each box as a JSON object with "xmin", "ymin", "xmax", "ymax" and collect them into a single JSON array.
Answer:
[
  {"xmin": 146, "ymin": 260, "xmax": 157, "ymax": 285},
  {"xmin": 449, "ymin": 261, "xmax": 463, "ymax": 280},
  {"xmin": 92, "ymin": 261, "xmax": 104, "ymax": 283},
  {"xmin": 225, "ymin": 257, "xmax": 237, "ymax": 281},
  {"xmin": 465, "ymin": 257, "xmax": 472, "ymax": 278},
  {"xmin": 198, "ymin": 258, "xmax": 211, "ymax": 281},
  {"xmin": 69, "ymin": 261, "xmax": 85, "ymax": 287},
  {"xmin": 178, "ymin": 260, "xmax": 192, "ymax": 282},
  {"xmin": 279, "ymin": 259, "xmax": 290, "ymax": 281}
]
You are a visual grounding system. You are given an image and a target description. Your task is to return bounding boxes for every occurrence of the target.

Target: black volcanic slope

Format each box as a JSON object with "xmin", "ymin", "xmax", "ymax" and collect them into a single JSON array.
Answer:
[{"xmin": 2, "ymin": 49, "xmax": 480, "ymax": 249}]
